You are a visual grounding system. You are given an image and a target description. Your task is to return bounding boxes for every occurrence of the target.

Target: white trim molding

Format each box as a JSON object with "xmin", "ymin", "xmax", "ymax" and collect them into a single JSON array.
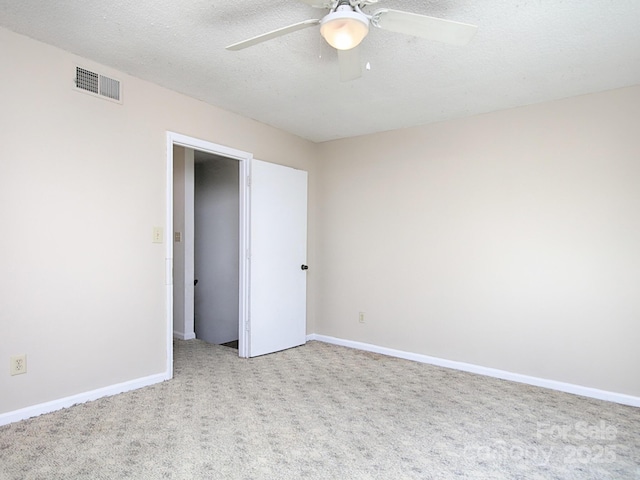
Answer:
[
  {"xmin": 307, "ymin": 334, "xmax": 640, "ymax": 408},
  {"xmin": 0, "ymin": 372, "xmax": 170, "ymax": 427},
  {"xmin": 166, "ymin": 132, "xmax": 252, "ymax": 360},
  {"xmin": 173, "ymin": 330, "xmax": 196, "ymax": 340}
]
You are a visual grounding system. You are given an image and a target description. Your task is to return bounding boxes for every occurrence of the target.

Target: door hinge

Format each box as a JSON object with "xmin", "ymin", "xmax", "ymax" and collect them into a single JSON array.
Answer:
[{"xmin": 246, "ymin": 175, "xmax": 251, "ymax": 187}]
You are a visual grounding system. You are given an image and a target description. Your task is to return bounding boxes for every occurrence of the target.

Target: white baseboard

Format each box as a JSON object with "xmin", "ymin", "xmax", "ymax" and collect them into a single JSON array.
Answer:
[
  {"xmin": 0, "ymin": 371, "xmax": 171, "ymax": 427},
  {"xmin": 4, "ymin": 335, "xmax": 635, "ymax": 427},
  {"xmin": 307, "ymin": 334, "xmax": 640, "ymax": 408},
  {"xmin": 173, "ymin": 330, "xmax": 196, "ymax": 340}
]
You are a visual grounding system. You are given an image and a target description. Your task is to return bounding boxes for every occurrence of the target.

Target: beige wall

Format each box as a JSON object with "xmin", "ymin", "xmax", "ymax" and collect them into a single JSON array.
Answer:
[
  {"xmin": 0, "ymin": 27, "xmax": 317, "ymax": 414},
  {"xmin": 316, "ymin": 85, "xmax": 640, "ymax": 397},
  {"xmin": 2, "ymin": 24, "xmax": 638, "ymax": 416}
]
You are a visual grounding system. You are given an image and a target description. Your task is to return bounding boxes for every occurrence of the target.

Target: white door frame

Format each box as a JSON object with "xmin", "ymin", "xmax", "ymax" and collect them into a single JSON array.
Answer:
[{"xmin": 165, "ymin": 132, "xmax": 251, "ymax": 376}]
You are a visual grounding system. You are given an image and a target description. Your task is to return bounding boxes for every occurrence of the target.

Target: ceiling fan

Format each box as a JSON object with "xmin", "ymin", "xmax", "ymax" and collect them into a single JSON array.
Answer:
[{"xmin": 225, "ymin": 0, "xmax": 478, "ymax": 81}]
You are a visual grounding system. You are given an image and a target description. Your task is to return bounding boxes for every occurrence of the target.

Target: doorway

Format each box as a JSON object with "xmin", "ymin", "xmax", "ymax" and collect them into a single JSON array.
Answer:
[
  {"xmin": 165, "ymin": 132, "xmax": 309, "ymax": 376},
  {"xmin": 166, "ymin": 133, "xmax": 250, "ymax": 369}
]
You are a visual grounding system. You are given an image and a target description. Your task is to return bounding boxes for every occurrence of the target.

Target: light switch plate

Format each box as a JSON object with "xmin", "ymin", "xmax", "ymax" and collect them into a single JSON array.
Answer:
[{"xmin": 152, "ymin": 227, "xmax": 163, "ymax": 243}]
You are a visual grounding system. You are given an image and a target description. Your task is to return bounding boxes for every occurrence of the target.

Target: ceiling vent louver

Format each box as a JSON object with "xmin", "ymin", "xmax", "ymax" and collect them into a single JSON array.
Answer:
[{"xmin": 74, "ymin": 66, "xmax": 121, "ymax": 103}]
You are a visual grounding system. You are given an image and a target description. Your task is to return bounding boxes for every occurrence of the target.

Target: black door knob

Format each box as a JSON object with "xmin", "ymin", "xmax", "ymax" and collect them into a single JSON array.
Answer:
[
  {"xmin": 301, "ymin": 265, "xmax": 309, "ymax": 270},
  {"xmin": 194, "ymin": 279, "xmax": 199, "ymax": 286}
]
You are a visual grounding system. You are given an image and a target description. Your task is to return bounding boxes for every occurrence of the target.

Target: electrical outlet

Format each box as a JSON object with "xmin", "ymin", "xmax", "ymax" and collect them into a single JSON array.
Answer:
[
  {"xmin": 10, "ymin": 354, "xmax": 27, "ymax": 376},
  {"xmin": 358, "ymin": 312, "xmax": 365, "ymax": 323}
]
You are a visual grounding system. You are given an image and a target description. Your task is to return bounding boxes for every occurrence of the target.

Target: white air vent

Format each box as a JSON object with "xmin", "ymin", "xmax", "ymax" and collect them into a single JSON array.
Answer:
[{"xmin": 74, "ymin": 66, "xmax": 121, "ymax": 103}]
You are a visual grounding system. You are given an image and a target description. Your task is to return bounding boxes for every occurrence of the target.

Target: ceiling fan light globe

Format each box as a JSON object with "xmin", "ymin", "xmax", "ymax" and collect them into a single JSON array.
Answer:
[{"xmin": 320, "ymin": 10, "xmax": 369, "ymax": 50}]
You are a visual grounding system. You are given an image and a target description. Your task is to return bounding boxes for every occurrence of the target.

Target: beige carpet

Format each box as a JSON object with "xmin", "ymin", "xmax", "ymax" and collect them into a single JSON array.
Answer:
[{"xmin": 1, "ymin": 339, "xmax": 638, "ymax": 479}]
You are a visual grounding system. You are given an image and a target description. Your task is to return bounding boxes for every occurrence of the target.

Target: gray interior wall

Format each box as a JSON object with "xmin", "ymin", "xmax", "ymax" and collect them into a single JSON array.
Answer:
[
  {"xmin": 194, "ymin": 153, "xmax": 240, "ymax": 344},
  {"xmin": 172, "ymin": 146, "xmax": 186, "ymax": 337},
  {"xmin": 173, "ymin": 146, "xmax": 195, "ymax": 339}
]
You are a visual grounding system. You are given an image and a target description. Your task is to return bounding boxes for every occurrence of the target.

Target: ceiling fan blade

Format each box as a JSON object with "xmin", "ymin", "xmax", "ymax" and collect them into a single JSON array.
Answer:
[
  {"xmin": 226, "ymin": 19, "xmax": 320, "ymax": 51},
  {"xmin": 372, "ymin": 9, "xmax": 478, "ymax": 46},
  {"xmin": 338, "ymin": 47, "xmax": 362, "ymax": 82}
]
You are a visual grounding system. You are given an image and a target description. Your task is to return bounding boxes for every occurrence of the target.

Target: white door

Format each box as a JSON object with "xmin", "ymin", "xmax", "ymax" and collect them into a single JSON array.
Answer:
[{"xmin": 249, "ymin": 160, "xmax": 308, "ymax": 357}]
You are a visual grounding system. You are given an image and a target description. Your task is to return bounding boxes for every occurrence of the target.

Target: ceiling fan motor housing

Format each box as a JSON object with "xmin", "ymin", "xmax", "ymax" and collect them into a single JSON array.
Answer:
[{"xmin": 320, "ymin": 4, "xmax": 370, "ymax": 50}]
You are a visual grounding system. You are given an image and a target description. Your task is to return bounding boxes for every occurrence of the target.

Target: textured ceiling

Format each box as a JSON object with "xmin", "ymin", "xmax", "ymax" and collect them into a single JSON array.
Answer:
[{"xmin": 1, "ymin": 1, "xmax": 639, "ymax": 142}]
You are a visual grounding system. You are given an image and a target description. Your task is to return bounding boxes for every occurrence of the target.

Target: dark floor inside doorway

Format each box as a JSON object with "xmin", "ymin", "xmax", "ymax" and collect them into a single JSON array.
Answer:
[{"xmin": 220, "ymin": 340, "xmax": 238, "ymax": 349}]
